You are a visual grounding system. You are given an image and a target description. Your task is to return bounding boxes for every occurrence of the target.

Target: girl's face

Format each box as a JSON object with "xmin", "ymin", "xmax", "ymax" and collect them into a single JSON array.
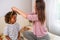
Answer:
[{"xmin": 10, "ymin": 15, "xmax": 17, "ymax": 24}]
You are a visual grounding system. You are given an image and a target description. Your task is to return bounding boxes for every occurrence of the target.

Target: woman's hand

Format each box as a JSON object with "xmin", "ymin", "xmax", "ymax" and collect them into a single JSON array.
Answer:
[
  {"xmin": 11, "ymin": 7, "xmax": 18, "ymax": 13},
  {"xmin": 11, "ymin": 7, "xmax": 22, "ymax": 15}
]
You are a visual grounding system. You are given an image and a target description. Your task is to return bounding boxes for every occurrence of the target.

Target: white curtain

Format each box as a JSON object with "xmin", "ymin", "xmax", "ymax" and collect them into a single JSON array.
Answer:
[{"xmin": 45, "ymin": 0, "xmax": 60, "ymax": 36}]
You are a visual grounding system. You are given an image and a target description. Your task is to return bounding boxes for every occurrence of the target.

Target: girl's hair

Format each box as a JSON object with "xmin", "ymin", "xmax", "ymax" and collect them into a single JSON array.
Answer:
[
  {"xmin": 5, "ymin": 11, "xmax": 17, "ymax": 24},
  {"xmin": 36, "ymin": 0, "xmax": 45, "ymax": 24}
]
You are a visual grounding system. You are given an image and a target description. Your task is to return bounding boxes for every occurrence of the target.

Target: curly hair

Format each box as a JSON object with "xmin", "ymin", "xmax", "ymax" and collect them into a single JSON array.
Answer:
[{"xmin": 5, "ymin": 11, "xmax": 17, "ymax": 24}]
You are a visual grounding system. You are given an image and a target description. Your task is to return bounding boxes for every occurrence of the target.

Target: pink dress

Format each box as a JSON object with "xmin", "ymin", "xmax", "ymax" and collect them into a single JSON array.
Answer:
[{"xmin": 27, "ymin": 14, "xmax": 48, "ymax": 37}]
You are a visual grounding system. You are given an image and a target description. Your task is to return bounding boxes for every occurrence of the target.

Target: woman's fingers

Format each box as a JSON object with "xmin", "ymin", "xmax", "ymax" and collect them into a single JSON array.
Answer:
[
  {"xmin": 11, "ymin": 7, "xmax": 18, "ymax": 12},
  {"xmin": 11, "ymin": 7, "xmax": 16, "ymax": 11},
  {"xmin": 11, "ymin": 7, "xmax": 21, "ymax": 15}
]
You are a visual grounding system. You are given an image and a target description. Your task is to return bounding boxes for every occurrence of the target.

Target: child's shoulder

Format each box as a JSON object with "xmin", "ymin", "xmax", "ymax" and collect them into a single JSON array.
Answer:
[
  {"xmin": 4, "ymin": 25, "xmax": 9, "ymax": 30},
  {"xmin": 14, "ymin": 23, "xmax": 20, "ymax": 26}
]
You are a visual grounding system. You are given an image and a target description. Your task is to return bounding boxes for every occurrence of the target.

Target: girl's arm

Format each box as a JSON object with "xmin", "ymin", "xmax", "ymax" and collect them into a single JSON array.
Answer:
[
  {"xmin": 4, "ymin": 26, "xmax": 11, "ymax": 40},
  {"xmin": 12, "ymin": 7, "xmax": 27, "ymax": 18},
  {"xmin": 5, "ymin": 35, "xmax": 11, "ymax": 40},
  {"xmin": 17, "ymin": 31, "xmax": 20, "ymax": 40}
]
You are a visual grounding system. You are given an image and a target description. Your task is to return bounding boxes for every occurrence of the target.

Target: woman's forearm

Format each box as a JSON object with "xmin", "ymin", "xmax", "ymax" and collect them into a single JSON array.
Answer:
[{"xmin": 17, "ymin": 9, "xmax": 27, "ymax": 18}]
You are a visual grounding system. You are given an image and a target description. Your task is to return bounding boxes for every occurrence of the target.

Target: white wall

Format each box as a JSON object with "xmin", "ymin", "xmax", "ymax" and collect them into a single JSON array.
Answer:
[
  {"xmin": 0, "ymin": 0, "xmax": 32, "ymax": 17},
  {"xmin": 32, "ymin": 0, "xmax": 35, "ymax": 12}
]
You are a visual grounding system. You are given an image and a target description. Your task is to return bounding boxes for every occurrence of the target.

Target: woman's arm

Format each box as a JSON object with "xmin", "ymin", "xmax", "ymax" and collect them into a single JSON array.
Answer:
[
  {"xmin": 12, "ymin": 7, "xmax": 27, "ymax": 18},
  {"xmin": 11, "ymin": 7, "xmax": 38, "ymax": 21}
]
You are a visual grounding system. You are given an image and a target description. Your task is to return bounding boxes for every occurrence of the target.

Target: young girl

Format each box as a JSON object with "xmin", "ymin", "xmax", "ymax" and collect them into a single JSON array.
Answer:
[
  {"xmin": 3, "ymin": 11, "xmax": 20, "ymax": 40},
  {"xmin": 12, "ymin": 0, "xmax": 50, "ymax": 40}
]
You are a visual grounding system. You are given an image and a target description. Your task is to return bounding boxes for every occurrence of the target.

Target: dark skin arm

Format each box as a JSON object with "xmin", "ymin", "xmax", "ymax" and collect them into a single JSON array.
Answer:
[
  {"xmin": 5, "ymin": 35, "xmax": 11, "ymax": 40},
  {"xmin": 17, "ymin": 31, "xmax": 20, "ymax": 40}
]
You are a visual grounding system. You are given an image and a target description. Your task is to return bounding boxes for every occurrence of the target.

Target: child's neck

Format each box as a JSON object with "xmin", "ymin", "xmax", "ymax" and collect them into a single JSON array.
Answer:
[{"xmin": 9, "ymin": 22, "xmax": 15, "ymax": 24}]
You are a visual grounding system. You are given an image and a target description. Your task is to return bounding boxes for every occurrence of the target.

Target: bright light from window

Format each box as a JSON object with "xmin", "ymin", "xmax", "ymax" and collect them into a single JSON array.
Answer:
[{"xmin": 57, "ymin": 0, "xmax": 60, "ymax": 20}]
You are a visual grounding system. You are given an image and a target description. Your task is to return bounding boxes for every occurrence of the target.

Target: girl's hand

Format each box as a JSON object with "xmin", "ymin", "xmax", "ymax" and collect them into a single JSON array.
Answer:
[
  {"xmin": 5, "ymin": 36, "xmax": 11, "ymax": 40},
  {"xmin": 17, "ymin": 38, "xmax": 20, "ymax": 40}
]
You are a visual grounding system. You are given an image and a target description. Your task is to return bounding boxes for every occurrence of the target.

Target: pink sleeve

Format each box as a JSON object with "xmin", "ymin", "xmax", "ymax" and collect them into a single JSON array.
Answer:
[{"xmin": 27, "ymin": 14, "xmax": 38, "ymax": 21}]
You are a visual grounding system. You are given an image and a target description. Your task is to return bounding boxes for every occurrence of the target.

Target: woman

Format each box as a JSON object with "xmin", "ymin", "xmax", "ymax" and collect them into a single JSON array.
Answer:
[{"xmin": 11, "ymin": 0, "xmax": 50, "ymax": 40}]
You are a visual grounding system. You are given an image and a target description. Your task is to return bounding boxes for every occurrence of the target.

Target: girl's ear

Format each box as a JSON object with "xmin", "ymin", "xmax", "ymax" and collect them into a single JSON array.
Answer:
[
  {"xmin": 9, "ymin": 17, "xmax": 12, "ymax": 24},
  {"xmin": 9, "ymin": 19, "xmax": 11, "ymax": 24}
]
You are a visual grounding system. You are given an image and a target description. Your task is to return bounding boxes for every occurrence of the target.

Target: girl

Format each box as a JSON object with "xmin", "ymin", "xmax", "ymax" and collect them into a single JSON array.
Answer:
[
  {"xmin": 12, "ymin": 0, "xmax": 50, "ymax": 40},
  {"xmin": 4, "ymin": 11, "xmax": 20, "ymax": 40}
]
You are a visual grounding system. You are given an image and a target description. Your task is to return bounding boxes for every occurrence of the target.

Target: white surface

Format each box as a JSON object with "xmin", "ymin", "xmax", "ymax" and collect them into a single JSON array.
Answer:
[{"xmin": 48, "ymin": 32, "xmax": 60, "ymax": 40}]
